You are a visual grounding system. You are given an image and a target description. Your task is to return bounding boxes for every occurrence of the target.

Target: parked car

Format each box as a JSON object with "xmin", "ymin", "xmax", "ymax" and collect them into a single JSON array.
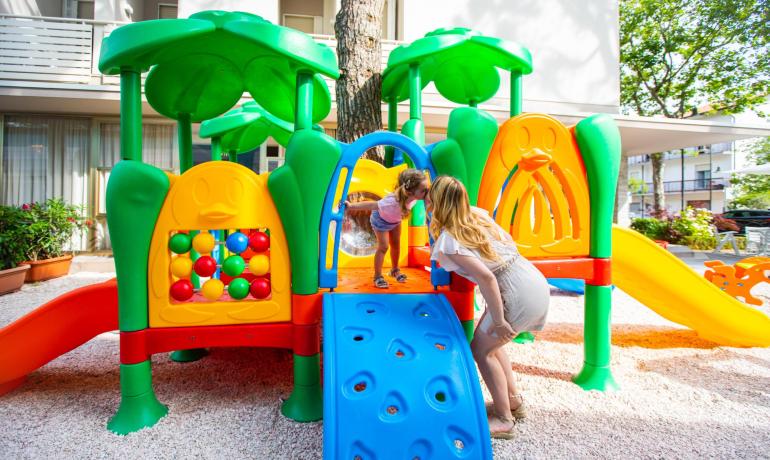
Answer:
[{"xmin": 719, "ymin": 209, "xmax": 770, "ymax": 233}]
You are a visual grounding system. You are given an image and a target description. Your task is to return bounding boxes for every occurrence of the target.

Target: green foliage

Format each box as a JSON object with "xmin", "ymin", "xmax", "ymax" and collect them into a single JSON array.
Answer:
[
  {"xmin": 16, "ymin": 199, "xmax": 90, "ymax": 262},
  {"xmin": 632, "ymin": 206, "xmax": 722, "ymax": 249},
  {"xmin": 0, "ymin": 206, "xmax": 29, "ymax": 269},
  {"xmin": 628, "ymin": 177, "xmax": 648, "ymax": 194},
  {"xmin": 620, "ymin": 0, "xmax": 770, "ymax": 118},
  {"xmin": 729, "ymin": 137, "xmax": 770, "ymax": 209},
  {"xmin": 630, "ymin": 217, "xmax": 667, "ymax": 240}
]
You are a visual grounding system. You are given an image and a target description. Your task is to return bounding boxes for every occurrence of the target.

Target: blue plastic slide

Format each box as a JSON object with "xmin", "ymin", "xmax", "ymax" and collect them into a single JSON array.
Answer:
[{"xmin": 323, "ymin": 293, "xmax": 492, "ymax": 460}]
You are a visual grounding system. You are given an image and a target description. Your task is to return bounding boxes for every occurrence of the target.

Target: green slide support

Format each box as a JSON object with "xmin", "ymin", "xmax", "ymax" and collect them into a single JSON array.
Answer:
[
  {"xmin": 572, "ymin": 114, "xmax": 622, "ymax": 391},
  {"xmin": 108, "ymin": 361, "xmax": 169, "ymax": 435},
  {"xmin": 281, "ymin": 354, "xmax": 323, "ymax": 422}
]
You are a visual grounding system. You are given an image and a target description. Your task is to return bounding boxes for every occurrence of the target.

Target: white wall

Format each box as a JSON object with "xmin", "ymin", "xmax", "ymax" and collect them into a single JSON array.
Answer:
[
  {"xmin": 177, "ymin": 0, "xmax": 278, "ymax": 21},
  {"xmin": 401, "ymin": 0, "xmax": 620, "ymax": 114}
]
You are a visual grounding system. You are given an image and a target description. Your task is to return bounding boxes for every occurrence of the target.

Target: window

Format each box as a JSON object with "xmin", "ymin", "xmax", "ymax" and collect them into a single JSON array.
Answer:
[
  {"xmin": 77, "ymin": 0, "xmax": 94, "ymax": 19},
  {"xmin": 158, "ymin": 3, "xmax": 178, "ymax": 19},
  {"xmin": 284, "ymin": 14, "xmax": 321, "ymax": 34}
]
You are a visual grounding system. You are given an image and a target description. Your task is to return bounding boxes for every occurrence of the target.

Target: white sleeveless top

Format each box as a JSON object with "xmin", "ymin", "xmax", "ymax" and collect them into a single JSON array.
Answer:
[{"xmin": 430, "ymin": 207, "xmax": 520, "ymax": 283}]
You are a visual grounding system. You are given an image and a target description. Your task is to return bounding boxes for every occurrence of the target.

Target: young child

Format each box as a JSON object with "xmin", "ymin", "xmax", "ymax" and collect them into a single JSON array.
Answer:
[
  {"xmin": 344, "ymin": 168, "xmax": 429, "ymax": 289},
  {"xmin": 427, "ymin": 176, "xmax": 550, "ymax": 440}
]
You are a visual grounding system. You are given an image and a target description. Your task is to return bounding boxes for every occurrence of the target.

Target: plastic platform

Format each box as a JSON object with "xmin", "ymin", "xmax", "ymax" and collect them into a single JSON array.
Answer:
[{"xmin": 323, "ymin": 293, "xmax": 492, "ymax": 460}]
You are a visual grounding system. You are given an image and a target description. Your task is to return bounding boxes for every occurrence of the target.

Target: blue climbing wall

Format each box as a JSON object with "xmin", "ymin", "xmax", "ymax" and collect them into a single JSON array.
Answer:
[{"xmin": 323, "ymin": 293, "xmax": 492, "ymax": 460}]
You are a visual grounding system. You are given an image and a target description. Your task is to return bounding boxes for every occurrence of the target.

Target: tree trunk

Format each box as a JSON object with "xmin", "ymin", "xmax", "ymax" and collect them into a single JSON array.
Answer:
[
  {"xmin": 650, "ymin": 152, "xmax": 665, "ymax": 215},
  {"xmin": 335, "ymin": 0, "xmax": 386, "ymax": 163}
]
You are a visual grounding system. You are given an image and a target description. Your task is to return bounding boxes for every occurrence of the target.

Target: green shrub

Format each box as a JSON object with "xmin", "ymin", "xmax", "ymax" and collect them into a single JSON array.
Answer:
[
  {"xmin": 16, "ymin": 199, "xmax": 90, "ymax": 262},
  {"xmin": 630, "ymin": 217, "xmax": 667, "ymax": 240},
  {"xmin": 0, "ymin": 206, "xmax": 28, "ymax": 270}
]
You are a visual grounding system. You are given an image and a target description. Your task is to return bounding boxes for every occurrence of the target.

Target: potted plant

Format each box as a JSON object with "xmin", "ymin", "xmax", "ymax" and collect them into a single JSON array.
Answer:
[
  {"xmin": 18, "ymin": 199, "xmax": 91, "ymax": 283},
  {"xmin": 0, "ymin": 205, "xmax": 30, "ymax": 295}
]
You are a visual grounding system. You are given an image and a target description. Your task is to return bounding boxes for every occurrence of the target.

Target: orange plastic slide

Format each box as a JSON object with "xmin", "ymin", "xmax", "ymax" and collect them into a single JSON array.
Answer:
[{"xmin": 0, "ymin": 279, "xmax": 118, "ymax": 395}]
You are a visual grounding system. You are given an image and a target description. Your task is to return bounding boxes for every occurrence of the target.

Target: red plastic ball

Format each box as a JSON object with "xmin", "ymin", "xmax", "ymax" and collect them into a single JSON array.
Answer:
[
  {"xmin": 193, "ymin": 256, "xmax": 217, "ymax": 277},
  {"xmin": 170, "ymin": 279, "xmax": 194, "ymax": 301},
  {"xmin": 248, "ymin": 231, "xmax": 270, "ymax": 252},
  {"xmin": 250, "ymin": 277, "xmax": 271, "ymax": 299}
]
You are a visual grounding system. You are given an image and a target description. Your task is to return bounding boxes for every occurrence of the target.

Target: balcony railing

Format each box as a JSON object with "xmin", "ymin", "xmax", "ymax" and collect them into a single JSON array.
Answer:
[{"xmin": 631, "ymin": 178, "xmax": 728, "ymax": 195}]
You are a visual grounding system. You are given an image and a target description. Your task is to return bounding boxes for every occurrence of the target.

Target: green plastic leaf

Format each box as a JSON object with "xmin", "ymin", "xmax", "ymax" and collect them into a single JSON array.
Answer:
[
  {"xmin": 200, "ymin": 102, "xmax": 294, "ymax": 153},
  {"xmin": 382, "ymin": 27, "xmax": 532, "ymax": 104}
]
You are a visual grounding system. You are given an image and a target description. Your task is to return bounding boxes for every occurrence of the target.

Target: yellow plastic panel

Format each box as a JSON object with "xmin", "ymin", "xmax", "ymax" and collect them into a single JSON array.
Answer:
[
  {"xmin": 477, "ymin": 113, "xmax": 590, "ymax": 258},
  {"xmin": 328, "ymin": 160, "xmax": 410, "ymax": 269},
  {"xmin": 148, "ymin": 162, "xmax": 291, "ymax": 327}
]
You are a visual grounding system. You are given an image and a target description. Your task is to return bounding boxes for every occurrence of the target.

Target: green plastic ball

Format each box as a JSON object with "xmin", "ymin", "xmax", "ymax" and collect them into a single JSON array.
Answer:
[
  {"xmin": 227, "ymin": 278, "xmax": 250, "ymax": 300},
  {"xmin": 222, "ymin": 255, "xmax": 245, "ymax": 277},
  {"xmin": 169, "ymin": 233, "xmax": 192, "ymax": 254}
]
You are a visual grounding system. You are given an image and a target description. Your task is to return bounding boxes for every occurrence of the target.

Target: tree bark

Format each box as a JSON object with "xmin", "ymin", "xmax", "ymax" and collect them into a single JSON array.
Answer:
[
  {"xmin": 650, "ymin": 152, "xmax": 665, "ymax": 215},
  {"xmin": 335, "ymin": 0, "xmax": 386, "ymax": 163}
]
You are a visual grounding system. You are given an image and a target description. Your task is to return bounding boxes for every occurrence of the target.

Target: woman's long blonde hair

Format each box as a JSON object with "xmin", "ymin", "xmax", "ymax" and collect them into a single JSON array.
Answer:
[
  {"xmin": 428, "ymin": 176, "xmax": 502, "ymax": 262},
  {"xmin": 394, "ymin": 168, "xmax": 426, "ymax": 217}
]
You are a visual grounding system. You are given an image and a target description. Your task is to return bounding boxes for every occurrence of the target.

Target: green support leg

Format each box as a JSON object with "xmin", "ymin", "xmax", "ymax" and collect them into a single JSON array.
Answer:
[
  {"xmin": 108, "ymin": 361, "xmax": 168, "ymax": 435},
  {"xmin": 572, "ymin": 285, "xmax": 619, "ymax": 391},
  {"xmin": 170, "ymin": 348, "xmax": 208, "ymax": 362},
  {"xmin": 461, "ymin": 319, "xmax": 474, "ymax": 343},
  {"xmin": 281, "ymin": 354, "xmax": 323, "ymax": 422}
]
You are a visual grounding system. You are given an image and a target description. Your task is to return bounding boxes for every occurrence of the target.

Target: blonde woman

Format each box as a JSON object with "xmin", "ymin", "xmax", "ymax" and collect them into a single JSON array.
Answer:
[
  {"xmin": 345, "ymin": 168, "xmax": 429, "ymax": 289},
  {"xmin": 427, "ymin": 176, "xmax": 550, "ymax": 439}
]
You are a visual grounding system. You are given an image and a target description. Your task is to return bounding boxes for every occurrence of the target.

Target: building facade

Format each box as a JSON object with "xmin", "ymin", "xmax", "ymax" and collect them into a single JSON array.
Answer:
[{"xmin": 0, "ymin": 0, "xmax": 622, "ymax": 250}]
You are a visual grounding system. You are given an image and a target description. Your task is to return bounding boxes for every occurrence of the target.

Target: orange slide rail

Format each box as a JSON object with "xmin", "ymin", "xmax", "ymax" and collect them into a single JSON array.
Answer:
[{"xmin": 0, "ymin": 279, "xmax": 118, "ymax": 395}]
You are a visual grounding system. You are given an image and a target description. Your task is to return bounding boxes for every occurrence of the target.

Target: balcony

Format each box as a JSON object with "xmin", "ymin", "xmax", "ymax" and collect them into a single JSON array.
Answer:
[{"xmin": 631, "ymin": 178, "xmax": 728, "ymax": 195}]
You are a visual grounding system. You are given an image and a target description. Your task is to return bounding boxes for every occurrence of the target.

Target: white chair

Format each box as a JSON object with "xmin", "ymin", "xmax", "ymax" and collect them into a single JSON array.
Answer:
[
  {"xmin": 745, "ymin": 227, "xmax": 769, "ymax": 256},
  {"xmin": 712, "ymin": 225, "xmax": 740, "ymax": 255}
]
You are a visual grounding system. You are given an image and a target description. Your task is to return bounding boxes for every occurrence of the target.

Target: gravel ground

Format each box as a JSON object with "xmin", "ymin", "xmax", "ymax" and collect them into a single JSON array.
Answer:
[{"xmin": 1, "ymin": 267, "xmax": 769, "ymax": 459}]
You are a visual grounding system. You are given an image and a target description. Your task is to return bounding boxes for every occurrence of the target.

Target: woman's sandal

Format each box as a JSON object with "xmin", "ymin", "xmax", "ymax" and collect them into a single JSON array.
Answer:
[
  {"xmin": 489, "ymin": 414, "xmax": 516, "ymax": 440},
  {"xmin": 485, "ymin": 394, "xmax": 527, "ymax": 420},
  {"xmin": 373, "ymin": 275, "xmax": 389, "ymax": 289},
  {"xmin": 389, "ymin": 268, "xmax": 408, "ymax": 283}
]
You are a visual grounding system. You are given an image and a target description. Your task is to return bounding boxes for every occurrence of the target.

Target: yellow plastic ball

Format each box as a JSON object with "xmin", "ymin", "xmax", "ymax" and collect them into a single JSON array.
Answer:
[
  {"xmin": 170, "ymin": 256, "xmax": 193, "ymax": 278},
  {"xmin": 249, "ymin": 254, "xmax": 270, "ymax": 276},
  {"xmin": 201, "ymin": 279, "xmax": 224, "ymax": 301},
  {"xmin": 192, "ymin": 232, "xmax": 216, "ymax": 254}
]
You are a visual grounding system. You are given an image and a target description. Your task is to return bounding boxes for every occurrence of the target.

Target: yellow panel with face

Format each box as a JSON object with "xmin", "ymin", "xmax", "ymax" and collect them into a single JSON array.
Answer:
[{"xmin": 148, "ymin": 162, "xmax": 291, "ymax": 328}]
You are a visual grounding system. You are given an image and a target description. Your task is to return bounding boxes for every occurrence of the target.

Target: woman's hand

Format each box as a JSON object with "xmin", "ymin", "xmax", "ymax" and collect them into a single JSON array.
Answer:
[{"xmin": 489, "ymin": 320, "xmax": 516, "ymax": 341}]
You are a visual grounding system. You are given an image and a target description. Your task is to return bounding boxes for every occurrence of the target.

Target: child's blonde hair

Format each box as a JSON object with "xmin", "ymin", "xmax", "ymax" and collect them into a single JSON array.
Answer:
[
  {"xmin": 428, "ymin": 176, "xmax": 502, "ymax": 262},
  {"xmin": 394, "ymin": 168, "xmax": 427, "ymax": 217}
]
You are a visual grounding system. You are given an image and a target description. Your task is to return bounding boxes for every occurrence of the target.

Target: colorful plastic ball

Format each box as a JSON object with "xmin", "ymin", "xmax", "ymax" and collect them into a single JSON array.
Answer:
[
  {"xmin": 248, "ymin": 231, "xmax": 270, "ymax": 252},
  {"xmin": 222, "ymin": 255, "xmax": 245, "ymax": 277},
  {"xmin": 248, "ymin": 254, "xmax": 270, "ymax": 276},
  {"xmin": 250, "ymin": 278, "xmax": 271, "ymax": 299},
  {"xmin": 226, "ymin": 232, "xmax": 249, "ymax": 254},
  {"xmin": 201, "ymin": 279, "xmax": 224, "ymax": 301},
  {"xmin": 228, "ymin": 278, "xmax": 250, "ymax": 300},
  {"xmin": 170, "ymin": 256, "xmax": 193, "ymax": 278},
  {"xmin": 169, "ymin": 233, "xmax": 192, "ymax": 254},
  {"xmin": 192, "ymin": 232, "xmax": 216, "ymax": 254},
  {"xmin": 170, "ymin": 279, "xmax": 194, "ymax": 301},
  {"xmin": 193, "ymin": 255, "xmax": 217, "ymax": 277}
]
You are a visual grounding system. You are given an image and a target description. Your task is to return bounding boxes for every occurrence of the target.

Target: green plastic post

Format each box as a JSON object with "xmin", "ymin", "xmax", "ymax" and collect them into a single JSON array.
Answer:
[
  {"xmin": 408, "ymin": 63, "xmax": 422, "ymax": 120},
  {"xmin": 572, "ymin": 114, "xmax": 622, "ymax": 391},
  {"xmin": 510, "ymin": 71, "xmax": 523, "ymax": 117},
  {"xmin": 178, "ymin": 113, "xmax": 193, "ymax": 172},
  {"xmin": 461, "ymin": 320, "xmax": 475, "ymax": 343},
  {"xmin": 108, "ymin": 361, "xmax": 168, "ymax": 435},
  {"xmin": 229, "ymin": 150, "xmax": 238, "ymax": 162},
  {"xmin": 210, "ymin": 137, "xmax": 222, "ymax": 160},
  {"xmin": 170, "ymin": 348, "xmax": 208, "ymax": 363},
  {"xmin": 120, "ymin": 70, "xmax": 142, "ymax": 161},
  {"xmin": 281, "ymin": 354, "xmax": 323, "ymax": 422},
  {"xmin": 296, "ymin": 72, "xmax": 314, "ymax": 131},
  {"xmin": 385, "ymin": 98, "xmax": 398, "ymax": 167},
  {"xmin": 513, "ymin": 331, "xmax": 535, "ymax": 344},
  {"xmin": 572, "ymin": 285, "xmax": 619, "ymax": 391}
]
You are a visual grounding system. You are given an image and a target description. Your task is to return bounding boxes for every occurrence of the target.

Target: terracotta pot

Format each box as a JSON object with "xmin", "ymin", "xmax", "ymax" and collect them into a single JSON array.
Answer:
[
  {"xmin": 22, "ymin": 254, "xmax": 73, "ymax": 282},
  {"xmin": 0, "ymin": 265, "xmax": 30, "ymax": 295}
]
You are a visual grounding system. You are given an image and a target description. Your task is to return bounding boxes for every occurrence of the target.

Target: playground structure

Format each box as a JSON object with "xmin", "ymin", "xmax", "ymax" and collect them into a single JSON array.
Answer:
[
  {"xmin": 0, "ymin": 10, "xmax": 769, "ymax": 459},
  {"xmin": 704, "ymin": 257, "xmax": 770, "ymax": 306}
]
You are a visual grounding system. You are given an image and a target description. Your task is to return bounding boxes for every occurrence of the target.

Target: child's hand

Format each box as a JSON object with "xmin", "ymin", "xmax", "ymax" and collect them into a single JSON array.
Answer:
[{"xmin": 343, "ymin": 200, "xmax": 351, "ymax": 208}]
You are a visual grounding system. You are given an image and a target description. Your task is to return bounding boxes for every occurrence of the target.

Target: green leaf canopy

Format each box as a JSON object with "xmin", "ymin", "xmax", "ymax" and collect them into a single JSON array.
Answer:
[
  {"xmin": 382, "ymin": 27, "xmax": 532, "ymax": 105},
  {"xmin": 199, "ymin": 101, "xmax": 294, "ymax": 153},
  {"xmin": 99, "ymin": 10, "xmax": 339, "ymax": 123}
]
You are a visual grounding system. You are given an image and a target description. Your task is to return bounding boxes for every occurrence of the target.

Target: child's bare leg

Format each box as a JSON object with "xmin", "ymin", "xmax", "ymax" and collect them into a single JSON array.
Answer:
[
  {"xmin": 471, "ymin": 323, "xmax": 514, "ymax": 433},
  {"xmin": 388, "ymin": 224, "xmax": 401, "ymax": 269},
  {"xmin": 494, "ymin": 348, "xmax": 524, "ymax": 411},
  {"xmin": 373, "ymin": 230, "xmax": 389, "ymax": 278}
]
